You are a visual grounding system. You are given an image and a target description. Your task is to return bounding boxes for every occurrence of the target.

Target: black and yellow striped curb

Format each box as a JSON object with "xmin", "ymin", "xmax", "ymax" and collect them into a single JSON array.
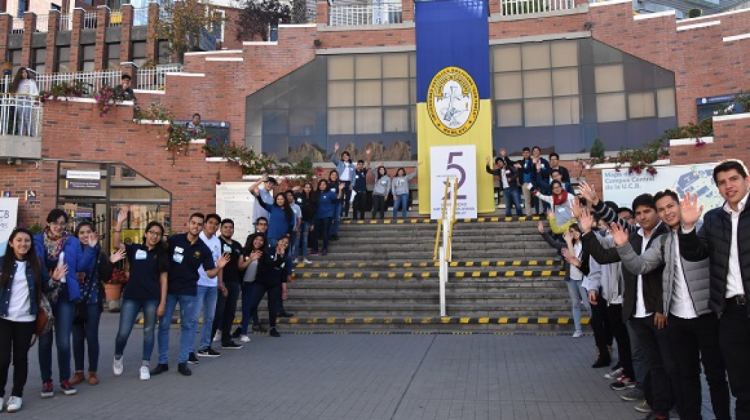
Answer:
[
  {"xmin": 296, "ymin": 270, "xmax": 566, "ymax": 279},
  {"xmin": 296, "ymin": 260, "xmax": 559, "ymax": 269},
  {"xmin": 148, "ymin": 316, "xmax": 589, "ymax": 326},
  {"xmin": 341, "ymin": 215, "xmax": 544, "ymax": 225}
]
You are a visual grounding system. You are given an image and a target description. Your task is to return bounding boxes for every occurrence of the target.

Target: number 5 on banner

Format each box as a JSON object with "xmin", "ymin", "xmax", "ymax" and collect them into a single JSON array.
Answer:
[{"xmin": 446, "ymin": 152, "xmax": 466, "ymax": 200}]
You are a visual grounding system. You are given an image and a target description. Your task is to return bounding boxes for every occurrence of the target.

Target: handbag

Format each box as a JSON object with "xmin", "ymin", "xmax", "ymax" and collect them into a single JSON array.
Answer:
[{"xmin": 31, "ymin": 292, "xmax": 54, "ymax": 347}]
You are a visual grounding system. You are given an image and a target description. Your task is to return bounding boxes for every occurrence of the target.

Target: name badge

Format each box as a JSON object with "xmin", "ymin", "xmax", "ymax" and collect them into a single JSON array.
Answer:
[
  {"xmin": 223, "ymin": 244, "xmax": 232, "ymax": 254},
  {"xmin": 381, "ymin": 180, "xmax": 387, "ymax": 185},
  {"xmin": 173, "ymin": 253, "xmax": 184, "ymax": 264},
  {"xmin": 135, "ymin": 250, "xmax": 148, "ymax": 260},
  {"xmin": 331, "ymin": 188, "xmax": 336, "ymax": 192},
  {"xmin": 557, "ymin": 207, "xmax": 566, "ymax": 213},
  {"xmin": 174, "ymin": 246, "xmax": 184, "ymax": 254},
  {"xmin": 297, "ymin": 198, "xmax": 302, "ymax": 203}
]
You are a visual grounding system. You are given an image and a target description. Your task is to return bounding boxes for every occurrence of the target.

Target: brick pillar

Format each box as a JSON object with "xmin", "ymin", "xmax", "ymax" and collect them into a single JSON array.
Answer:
[
  {"xmin": 120, "ymin": 4, "xmax": 133, "ymax": 64},
  {"xmin": 70, "ymin": 8, "xmax": 85, "ymax": 72},
  {"xmin": 489, "ymin": 0, "xmax": 501, "ymax": 15},
  {"xmin": 145, "ymin": 2, "xmax": 159, "ymax": 64},
  {"xmin": 317, "ymin": 0, "xmax": 328, "ymax": 26},
  {"xmin": 401, "ymin": 0, "xmax": 414, "ymax": 22},
  {"xmin": 0, "ymin": 14, "xmax": 11, "ymax": 67},
  {"xmin": 95, "ymin": 6, "xmax": 110, "ymax": 70},
  {"xmin": 21, "ymin": 13, "xmax": 36, "ymax": 69},
  {"xmin": 45, "ymin": 11, "xmax": 60, "ymax": 72}
]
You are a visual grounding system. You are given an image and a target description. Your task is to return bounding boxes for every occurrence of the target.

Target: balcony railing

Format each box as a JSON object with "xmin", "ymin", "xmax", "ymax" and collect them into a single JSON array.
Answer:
[
  {"xmin": 59, "ymin": 14, "xmax": 73, "ymax": 31},
  {"xmin": 500, "ymin": 0, "xmax": 573, "ymax": 16},
  {"xmin": 11, "ymin": 17, "xmax": 24, "ymax": 34},
  {"xmin": 133, "ymin": 8, "xmax": 149, "ymax": 26},
  {"xmin": 83, "ymin": 12, "xmax": 98, "ymax": 29},
  {"xmin": 137, "ymin": 65, "xmax": 183, "ymax": 91},
  {"xmin": 329, "ymin": 2, "xmax": 403, "ymax": 26},
  {"xmin": 36, "ymin": 15, "xmax": 49, "ymax": 32},
  {"xmin": 36, "ymin": 70, "xmax": 123, "ymax": 98},
  {"xmin": 110, "ymin": 10, "xmax": 123, "ymax": 27},
  {"xmin": 0, "ymin": 94, "xmax": 43, "ymax": 137}
]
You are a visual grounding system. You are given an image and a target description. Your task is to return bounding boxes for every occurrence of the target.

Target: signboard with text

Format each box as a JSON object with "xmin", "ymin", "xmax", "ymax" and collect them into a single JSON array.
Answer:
[
  {"xmin": 430, "ymin": 145, "xmax": 477, "ymax": 220},
  {"xmin": 0, "ymin": 198, "xmax": 19, "ymax": 257}
]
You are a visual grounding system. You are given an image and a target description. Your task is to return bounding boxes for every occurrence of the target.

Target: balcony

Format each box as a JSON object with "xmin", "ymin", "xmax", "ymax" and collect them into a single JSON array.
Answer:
[
  {"xmin": 329, "ymin": 2, "xmax": 403, "ymax": 26},
  {"xmin": 500, "ymin": 0, "xmax": 574, "ymax": 16},
  {"xmin": 0, "ymin": 94, "xmax": 43, "ymax": 159}
]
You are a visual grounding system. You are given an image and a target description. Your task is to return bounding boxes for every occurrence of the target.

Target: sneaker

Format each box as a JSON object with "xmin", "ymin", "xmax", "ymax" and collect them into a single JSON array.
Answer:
[
  {"xmin": 113, "ymin": 356, "xmax": 124, "ymax": 376},
  {"xmin": 221, "ymin": 341, "xmax": 243, "ymax": 350},
  {"xmin": 622, "ymin": 387, "xmax": 645, "ymax": 402},
  {"xmin": 177, "ymin": 363, "xmax": 192, "ymax": 376},
  {"xmin": 252, "ymin": 324, "xmax": 268, "ymax": 333},
  {"xmin": 303, "ymin": 258, "xmax": 312, "ymax": 264},
  {"xmin": 604, "ymin": 367, "xmax": 624, "ymax": 379},
  {"xmin": 269, "ymin": 328, "xmax": 280, "ymax": 337},
  {"xmin": 40, "ymin": 382, "xmax": 54, "ymax": 398},
  {"xmin": 197, "ymin": 347, "xmax": 221, "ymax": 358},
  {"xmin": 188, "ymin": 352, "xmax": 199, "ymax": 364},
  {"xmin": 60, "ymin": 380, "xmax": 77, "ymax": 395},
  {"xmin": 150, "ymin": 364, "xmax": 169, "ymax": 375},
  {"xmin": 139, "ymin": 366, "xmax": 150, "ymax": 381},
  {"xmin": 6, "ymin": 396, "xmax": 21, "ymax": 413},
  {"xmin": 293, "ymin": 258, "xmax": 299, "ymax": 264},
  {"xmin": 309, "ymin": 251, "xmax": 319, "ymax": 256},
  {"xmin": 633, "ymin": 399, "xmax": 651, "ymax": 413},
  {"xmin": 610, "ymin": 376, "xmax": 636, "ymax": 391},
  {"xmin": 240, "ymin": 334, "xmax": 251, "ymax": 342},
  {"xmin": 0, "ymin": 397, "xmax": 3, "ymax": 413},
  {"xmin": 572, "ymin": 330, "xmax": 583, "ymax": 338},
  {"xmin": 213, "ymin": 331, "xmax": 222, "ymax": 342}
]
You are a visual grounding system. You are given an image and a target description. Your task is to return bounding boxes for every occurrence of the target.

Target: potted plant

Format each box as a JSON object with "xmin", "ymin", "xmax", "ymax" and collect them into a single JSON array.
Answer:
[{"xmin": 104, "ymin": 265, "xmax": 129, "ymax": 311}]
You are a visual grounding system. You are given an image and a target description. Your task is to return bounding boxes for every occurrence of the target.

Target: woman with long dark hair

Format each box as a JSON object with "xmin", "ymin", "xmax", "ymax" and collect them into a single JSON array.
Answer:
[
  {"xmin": 310, "ymin": 179, "xmax": 344, "ymax": 256},
  {"xmin": 1, "ymin": 228, "xmax": 66, "ymax": 413},
  {"xmin": 294, "ymin": 183, "xmax": 316, "ymax": 264},
  {"xmin": 9, "ymin": 67, "xmax": 39, "ymax": 136},
  {"xmin": 391, "ymin": 162, "xmax": 422, "ymax": 221},
  {"xmin": 371, "ymin": 164, "xmax": 391, "ymax": 220},
  {"xmin": 248, "ymin": 235, "xmax": 291, "ymax": 337},
  {"xmin": 235, "ymin": 233, "xmax": 266, "ymax": 342},
  {"xmin": 328, "ymin": 170, "xmax": 343, "ymax": 240},
  {"xmin": 111, "ymin": 211, "xmax": 168, "ymax": 381},
  {"xmin": 69, "ymin": 221, "xmax": 124, "ymax": 386},
  {"xmin": 251, "ymin": 189, "xmax": 293, "ymax": 249}
]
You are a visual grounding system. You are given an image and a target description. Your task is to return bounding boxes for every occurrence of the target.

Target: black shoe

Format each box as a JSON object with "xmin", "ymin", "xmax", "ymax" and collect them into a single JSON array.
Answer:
[
  {"xmin": 330, "ymin": 235, "xmax": 339, "ymax": 241},
  {"xmin": 177, "ymin": 363, "xmax": 192, "ymax": 376},
  {"xmin": 252, "ymin": 324, "xmax": 268, "ymax": 333},
  {"xmin": 150, "ymin": 364, "xmax": 169, "ymax": 375},
  {"xmin": 269, "ymin": 328, "xmax": 281, "ymax": 337},
  {"xmin": 221, "ymin": 341, "xmax": 243, "ymax": 350},
  {"xmin": 279, "ymin": 311, "xmax": 294, "ymax": 318},
  {"xmin": 231, "ymin": 327, "xmax": 242, "ymax": 339},
  {"xmin": 188, "ymin": 352, "xmax": 199, "ymax": 364},
  {"xmin": 197, "ymin": 347, "xmax": 221, "ymax": 358}
]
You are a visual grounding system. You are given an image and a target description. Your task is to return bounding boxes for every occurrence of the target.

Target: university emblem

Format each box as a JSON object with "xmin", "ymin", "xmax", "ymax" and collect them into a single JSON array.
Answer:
[{"xmin": 426, "ymin": 67, "xmax": 479, "ymax": 136}]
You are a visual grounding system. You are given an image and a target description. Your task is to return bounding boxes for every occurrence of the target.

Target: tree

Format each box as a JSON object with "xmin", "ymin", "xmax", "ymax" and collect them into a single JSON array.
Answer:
[
  {"xmin": 235, "ymin": 0, "xmax": 291, "ymax": 42},
  {"xmin": 290, "ymin": 0, "xmax": 309, "ymax": 24},
  {"xmin": 152, "ymin": 0, "xmax": 225, "ymax": 61}
]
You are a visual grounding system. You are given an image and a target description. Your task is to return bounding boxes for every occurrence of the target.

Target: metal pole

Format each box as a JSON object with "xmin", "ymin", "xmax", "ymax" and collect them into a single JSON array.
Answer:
[{"xmin": 439, "ymin": 245, "xmax": 446, "ymax": 317}]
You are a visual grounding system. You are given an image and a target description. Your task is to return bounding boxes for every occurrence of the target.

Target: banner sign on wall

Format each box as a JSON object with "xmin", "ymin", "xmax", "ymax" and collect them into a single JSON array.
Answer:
[
  {"xmin": 430, "ymin": 145, "xmax": 477, "ymax": 219},
  {"xmin": 0, "ymin": 198, "xmax": 19, "ymax": 257},
  {"xmin": 602, "ymin": 163, "xmax": 721, "ymax": 215}
]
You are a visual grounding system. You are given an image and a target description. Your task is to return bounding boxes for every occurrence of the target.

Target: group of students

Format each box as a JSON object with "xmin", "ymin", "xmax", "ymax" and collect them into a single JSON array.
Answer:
[
  {"xmin": 0, "ymin": 204, "xmax": 301, "ymax": 413},
  {"xmin": 538, "ymin": 158, "xmax": 750, "ymax": 420}
]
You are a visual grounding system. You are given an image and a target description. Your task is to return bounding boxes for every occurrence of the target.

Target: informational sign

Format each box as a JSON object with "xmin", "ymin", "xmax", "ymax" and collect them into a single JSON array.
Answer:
[
  {"xmin": 430, "ymin": 145, "xmax": 477, "ymax": 219},
  {"xmin": 66, "ymin": 180, "xmax": 101, "ymax": 190},
  {"xmin": 602, "ymin": 163, "xmax": 721, "ymax": 215},
  {"xmin": 2, "ymin": 191, "xmax": 10, "ymax": 197},
  {"xmin": 215, "ymin": 182, "xmax": 257, "ymax": 247},
  {"xmin": 0, "ymin": 198, "xmax": 19, "ymax": 257},
  {"xmin": 25, "ymin": 190, "xmax": 37, "ymax": 201},
  {"xmin": 66, "ymin": 170, "xmax": 101, "ymax": 180}
]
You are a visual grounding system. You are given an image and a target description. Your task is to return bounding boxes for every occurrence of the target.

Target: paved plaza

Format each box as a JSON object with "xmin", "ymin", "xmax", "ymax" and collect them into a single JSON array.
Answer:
[{"xmin": 14, "ymin": 313, "xmax": 720, "ymax": 420}]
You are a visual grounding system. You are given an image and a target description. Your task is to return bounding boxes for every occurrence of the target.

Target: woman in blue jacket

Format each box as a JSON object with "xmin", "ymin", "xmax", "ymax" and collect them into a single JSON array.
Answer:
[
  {"xmin": 34, "ymin": 209, "xmax": 97, "ymax": 399},
  {"xmin": 310, "ymin": 179, "xmax": 344, "ymax": 256},
  {"xmin": 0, "ymin": 228, "xmax": 66, "ymax": 413},
  {"xmin": 252, "ymin": 190, "xmax": 294, "ymax": 248}
]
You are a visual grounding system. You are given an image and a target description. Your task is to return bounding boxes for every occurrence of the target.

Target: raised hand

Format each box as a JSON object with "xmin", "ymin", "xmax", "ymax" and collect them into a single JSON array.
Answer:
[
  {"xmin": 680, "ymin": 192, "xmax": 703, "ymax": 230},
  {"xmin": 366, "ymin": 148, "xmax": 371, "ymax": 156},
  {"xmin": 609, "ymin": 222, "xmax": 629, "ymax": 246},
  {"xmin": 110, "ymin": 247, "xmax": 127, "ymax": 263},
  {"xmin": 562, "ymin": 230, "xmax": 572, "ymax": 243},
  {"xmin": 117, "ymin": 208, "xmax": 128, "ymax": 224},
  {"xmin": 217, "ymin": 253, "xmax": 231, "ymax": 269},
  {"xmin": 486, "ymin": 156, "xmax": 491, "ymax": 164},
  {"xmin": 579, "ymin": 182, "xmax": 599, "ymax": 205},
  {"xmin": 52, "ymin": 263, "xmax": 68, "ymax": 281},
  {"xmin": 571, "ymin": 196, "xmax": 584, "ymax": 219},
  {"xmin": 88, "ymin": 232, "xmax": 100, "ymax": 248},
  {"xmin": 334, "ymin": 142, "xmax": 340, "ymax": 151},
  {"xmin": 579, "ymin": 208, "xmax": 594, "ymax": 234},
  {"xmin": 537, "ymin": 221, "xmax": 545, "ymax": 234}
]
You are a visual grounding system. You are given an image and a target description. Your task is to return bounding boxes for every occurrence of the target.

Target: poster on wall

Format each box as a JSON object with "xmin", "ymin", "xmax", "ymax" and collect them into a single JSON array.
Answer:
[
  {"xmin": 430, "ymin": 145, "xmax": 477, "ymax": 220},
  {"xmin": 215, "ymin": 182, "xmax": 256, "ymax": 245},
  {"xmin": 601, "ymin": 163, "xmax": 721, "ymax": 215},
  {"xmin": 0, "ymin": 198, "xmax": 19, "ymax": 257}
]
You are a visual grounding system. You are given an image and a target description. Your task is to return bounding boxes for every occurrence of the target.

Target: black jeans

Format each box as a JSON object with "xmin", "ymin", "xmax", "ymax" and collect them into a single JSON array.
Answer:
[
  {"xmin": 212, "ymin": 281, "xmax": 240, "ymax": 345},
  {"xmin": 607, "ymin": 304, "xmax": 634, "ymax": 380},
  {"xmin": 590, "ymin": 290, "xmax": 612, "ymax": 351},
  {"xmin": 630, "ymin": 315, "xmax": 679, "ymax": 417},
  {"xmin": 312, "ymin": 217, "xmax": 332, "ymax": 252},
  {"xmin": 719, "ymin": 301, "xmax": 750, "ymax": 420},
  {"xmin": 667, "ymin": 313, "xmax": 730, "ymax": 420},
  {"xmin": 249, "ymin": 282, "xmax": 282, "ymax": 328},
  {"xmin": 353, "ymin": 190, "xmax": 367, "ymax": 220},
  {"xmin": 0, "ymin": 318, "xmax": 35, "ymax": 398},
  {"xmin": 372, "ymin": 195, "xmax": 386, "ymax": 220},
  {"xmin": 340, "ymin": 181, "xmax": 352, "ymax": 216}
]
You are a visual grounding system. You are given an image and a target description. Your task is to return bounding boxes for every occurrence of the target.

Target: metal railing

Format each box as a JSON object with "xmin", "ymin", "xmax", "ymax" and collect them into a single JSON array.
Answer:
[
  {"xmin": 137, "ymin": 65, "xmax": 183, "ymax": 91},
  {"xmin": 36, "ymin": 15, "xmax": 49, "ymax": 32},
  {"xmin": 328, "ymin": 2, "xmax": 403, "ymax": 26},
  {"xmin": 11, "ymin": 17, "xmax": 24, "ymax": 34},
  {"xmin": 110, "ymin": 10, "xmax": 123, "ymax": 27},
  {"xmin": 500, "ymin": 0, "xmax": 573, "ymax": 15},
  {"xmin": 0, "ymin": 94, "xmax": 43, "ymax": 137},
  {"xmin": 84, "ymin": 12, "xmax": 98, "ymax": 29},
  {"xmin": 59, "ymin": 14, "xmax": 73, "ymax": 31},
  {"xmin": 133, "ymin": 7, "xmax": 149, "ymax": 26},
  {"xmin": 434, "ymin": 177, "xmax": 458, "ymax": 317},
  {"xmin": 36, "ymin": 70, "xmax": 123, "ymax": 98}
]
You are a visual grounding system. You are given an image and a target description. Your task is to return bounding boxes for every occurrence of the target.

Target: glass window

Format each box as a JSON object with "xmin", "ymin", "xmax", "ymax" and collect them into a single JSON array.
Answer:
[
  {"xmin": 56, "ymin": 47, "xmax": 71, "ymax": 72},
  {"xmin": 494, "ymin": 73, "xmax": 522, "ymax": 100},
  {"xmin": 497, "ymin": 102, "xmax": 523, "ymax": 127},
  {"xmin": 522, "ymin": 43, "xmax": 550, "ymax": 70},
  {"xmin": 523, "ymin": 70, "xmax": 551, "ymax": 99},
  {"xmin": 383, "ymin": 54, "xmax": 408, "ymax": 78},
  {"xmin": 594, "ymin": 64, "xmax": 624, "ymax": 93},
  {"xmin": 107, "ymin": 43, "xmax": 120, "ymax": 69},
  {"xmin": 628, "ymin": 92, "xmax": 656, "ymax": 118},
  {"xmin": 329, "ymin": 108, "xmax": 354, "ymax": 135},
  {"xmin": 494, "ymin": 45, "xmax": 521, "ymax": 72},
  {"xmin": 383, "ymin": 80, "xmax": 409, "ymax": 106},
  {"xmin": 81, "ymin": 45, "xmax": 96, "ymax": 71},
  {"xmin": 552, "ymin": 68, "xmax": 578, "ymax": 96},
  {"xmin": 524, "ymin": 98, "xmax": 553, "ymax": 127},
  {"xmin": 355, "ymin": 108, "xmax": 381, "ymax": 134},
  {"xmin": 158, "ymin": 41, "xmax": 171, "ymax": 64},
  {"xmin": 328, "ymin": 81, "xmax": 354, "ymax": 107},
  {"xmin": 328, "ymin": 56, "xmax": 354, "ymax": 80},
  {"xmin": 551, "ymin": 41, "xmax": 578, "ymax": 68},
  {"xmin": 554, "ymin": 97, "xmax": 580, "ymax": 125},
  {"xmin": 131, "ymin": 42, "xmax": 147, "ymax": 68},
  {"xmin": 8, "ymin": 49, "xmax": 22, "ymax": 75},
  {"xmin": 33, "ymin": 49, "xmax": 46, "ymax": 74},
  {"xmin": 355, "ymin": 80, "xmax": 381, "ymax": 107},
  {"xmin": 384, "ymin": 108, "xmax": 409, "ymax": 132},
  {"xmin": 355, "ymin": 55, "xmax": 381, "ymax": 79},
  {"xmin": 596, "ymin": 93, "xmax": 627, "ymax": 122},
  {"xmin": 656, "ymin": 88, "xmax": 676, "ymax": 118}
]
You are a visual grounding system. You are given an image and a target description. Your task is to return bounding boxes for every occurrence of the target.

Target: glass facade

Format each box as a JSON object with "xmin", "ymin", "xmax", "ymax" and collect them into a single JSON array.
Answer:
[{"xmin": 247, "ymin": 39, "xmax": 676, "ymax": 161}]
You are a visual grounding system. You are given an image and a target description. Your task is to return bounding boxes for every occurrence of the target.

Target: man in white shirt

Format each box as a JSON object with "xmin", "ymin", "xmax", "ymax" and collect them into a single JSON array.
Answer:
[{"xmin": 679, "ymin": 159, "xmax": 750, "ymax": 420}]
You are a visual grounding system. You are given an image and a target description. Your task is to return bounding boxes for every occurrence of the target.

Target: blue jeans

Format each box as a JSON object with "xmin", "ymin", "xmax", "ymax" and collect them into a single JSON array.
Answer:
[
  {"xmin": 297, "ymin": 221, "xmax": 310, "ymax": 259},
  {"xmin": 72, "ymin": 303, "xmax": 101, "ymax": 372},
  {"xmin": 566, "ymin": 279, "xmax": 590, "ymax": 333},
  {"xmin": 627, "ymin": 319, "xmax": 647, "ymax": 390},
  {"xmin": 288, "ymin": 230, "xmax": 297, "ymax": 260},
  {"xmin": 157, "ymin": 293, "xmax": 195, "ymax": 365},
  {"xmin": 115, "ymin": 299, "xmax": 159, "ymax": 363},
  {"xmin": 313, "ymin": 217, "xmax": 332, "ymax": 252},
  {"xmin": 503, "ymin": 188, "xmax": 523, "ymax": 216},
  {"xmin": 239, "ymin": 282, "xmax": 259, "ymax": 334},
  {"xmin": 193, "ymin": 286, "xmax": 218, "ymax": 350},
  {"xmin": 331, "ymin": 202, "xmax": 342, "ymax": 236},
  {"xmin": 16, "ymin": 99, "xmax": 34, "ymax": 136},
  {"xmin": 393, "ymin": 194, "xmax": 408, "ymax": 220},
  {"xmin": 38, "ymin": 288, "xmax": 75, "ymax": 383}
]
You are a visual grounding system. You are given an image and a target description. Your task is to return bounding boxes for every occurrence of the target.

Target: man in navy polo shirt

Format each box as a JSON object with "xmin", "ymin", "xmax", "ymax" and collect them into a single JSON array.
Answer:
[{"xmin": 152, "ymin": 213, "xmax": 228, "ymax": 376}]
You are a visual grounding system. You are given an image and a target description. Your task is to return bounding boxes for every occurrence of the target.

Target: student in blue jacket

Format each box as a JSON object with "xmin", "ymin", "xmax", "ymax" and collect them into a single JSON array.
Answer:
[{"xmin": 251, "ymin": 188, "xmax": 294, "ymax": 249}]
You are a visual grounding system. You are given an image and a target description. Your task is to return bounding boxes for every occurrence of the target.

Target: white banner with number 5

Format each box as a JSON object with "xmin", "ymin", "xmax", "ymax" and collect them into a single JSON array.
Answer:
[{"xmin": 430, "ymin": 145, "xmax": 478, "ymax": 220}]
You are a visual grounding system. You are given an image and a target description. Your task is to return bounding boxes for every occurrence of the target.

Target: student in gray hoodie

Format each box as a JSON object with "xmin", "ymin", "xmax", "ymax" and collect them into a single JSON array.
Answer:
[
  {"xmin": 372, "ymin": 164, "xmax": 391, "ymax": 220},
  {"xmin": 391, "ymin": 162, "xmax": 422, "ymax": 221}
]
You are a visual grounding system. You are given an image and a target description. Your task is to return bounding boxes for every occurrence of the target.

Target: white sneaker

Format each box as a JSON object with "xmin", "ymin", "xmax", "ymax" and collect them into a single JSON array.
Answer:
[
  {"xmin": 0, "ymin": 397, "xmax": 4, "ymax": 413},
  {"xmin": 6, "ymin": 396, "xmax": 21, "ymax": 413},
  {"xmin": 293, "ymin": 258, "xmax": 299, "ymax": 264},
  {"xmin": 240, "ymin": 334, "xmax": 251, "ymax": 343},
  {"xmin": 113, "ymin": 356, "xmax": 124, "ymax": 376},
  {"xmin": 605, "ymin": 367, "xmax": 624, "ymax": 380},
  {"xmin": 572, "ymin": 331, "xmax": 583, "ymax": 338},
  {"xmin": 303, "ymin": 258, "xmax": 312, "ymax": 264},
  {"xmin": 139, "ymin": 366, "xmax": 150, "ymax": 381},
  {"xmin": 213, "ymin": 331, "xmax": 222, "ymax": 342}
]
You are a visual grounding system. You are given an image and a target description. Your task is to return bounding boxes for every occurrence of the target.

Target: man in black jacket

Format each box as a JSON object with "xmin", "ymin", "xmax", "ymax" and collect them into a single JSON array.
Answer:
[
  {"xmin": 485, "ymin": 156, "xmax": 522, "ymax": 216},
  {"xmin": 679, "ymin": 159, "xmax": 750, "ymax": 420}
]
